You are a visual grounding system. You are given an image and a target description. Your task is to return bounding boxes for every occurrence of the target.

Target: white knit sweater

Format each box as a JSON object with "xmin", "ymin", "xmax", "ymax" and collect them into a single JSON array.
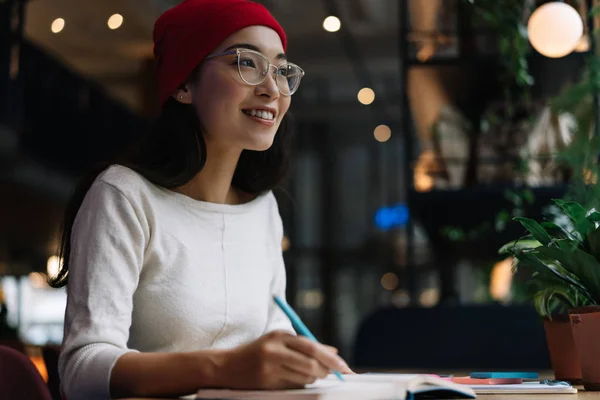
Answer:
[{"xmin": 58, "ymin": 165, "xmax": 294, "ymax": 400}]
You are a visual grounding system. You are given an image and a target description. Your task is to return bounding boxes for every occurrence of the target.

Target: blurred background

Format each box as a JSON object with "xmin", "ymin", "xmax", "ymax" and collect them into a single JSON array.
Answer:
[{"xmin": 1, "ymin": 0, "xmax": 597, "ymax": 389}]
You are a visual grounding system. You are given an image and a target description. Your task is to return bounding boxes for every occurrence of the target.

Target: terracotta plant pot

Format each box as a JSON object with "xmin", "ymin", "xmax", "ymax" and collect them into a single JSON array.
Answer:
[
  {"xmin": 569, "ymin": 306, "xmax": 600, "ymax": 391},
  {"xmin": 543, "ymin": 316, "xmax": 582, "ymax": 383}
]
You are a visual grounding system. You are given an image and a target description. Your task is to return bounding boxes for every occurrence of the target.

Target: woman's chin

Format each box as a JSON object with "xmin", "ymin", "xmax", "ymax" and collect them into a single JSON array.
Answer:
[{"xmin": 244, "ymin": 136, "xmax": 276, "ymax": 152}]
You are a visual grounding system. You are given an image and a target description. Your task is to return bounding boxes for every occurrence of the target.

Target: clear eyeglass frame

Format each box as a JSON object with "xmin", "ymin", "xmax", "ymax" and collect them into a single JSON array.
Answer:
[{"xmin": 205, "ymin": 48, "xmax": 305, "ymax": 96}]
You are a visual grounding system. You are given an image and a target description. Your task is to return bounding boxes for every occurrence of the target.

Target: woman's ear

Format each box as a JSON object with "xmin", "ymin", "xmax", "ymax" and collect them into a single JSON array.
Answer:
[{"xmin": 172, "ymin": 83, "xmax": 193, "ymax": 104}]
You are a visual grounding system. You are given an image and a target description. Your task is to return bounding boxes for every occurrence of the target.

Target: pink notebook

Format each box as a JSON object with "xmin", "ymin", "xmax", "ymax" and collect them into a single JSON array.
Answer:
[{"xmin": 451, "ymin": 376, "xmax": 523, "ymax": 385}]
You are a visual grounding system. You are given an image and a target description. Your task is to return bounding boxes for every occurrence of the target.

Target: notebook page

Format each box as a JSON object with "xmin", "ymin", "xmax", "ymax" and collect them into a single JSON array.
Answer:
[
  {"xmin": 322, "ymin": 373, "xmax": 475, "ymax": 398},
  {"xmin": 195, "ymin": 379, "xmax": 404, "ymax": 400}
]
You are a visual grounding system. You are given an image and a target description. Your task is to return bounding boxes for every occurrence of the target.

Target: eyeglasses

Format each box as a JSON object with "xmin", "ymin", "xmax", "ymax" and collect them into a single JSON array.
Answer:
[{"xmin": 205, "ymin": 48, "xmax": 305, "ymax": 96}]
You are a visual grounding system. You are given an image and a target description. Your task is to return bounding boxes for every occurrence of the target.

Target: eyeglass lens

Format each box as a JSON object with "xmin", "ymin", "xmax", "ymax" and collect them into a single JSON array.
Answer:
[{"xmin": 237, "ymin": 51, "xmax": 302, "ymax": 95}]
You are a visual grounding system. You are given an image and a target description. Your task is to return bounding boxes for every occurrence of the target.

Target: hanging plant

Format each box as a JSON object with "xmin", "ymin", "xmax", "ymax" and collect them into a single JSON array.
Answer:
[{"xmin": 463, "ymin": 0, "xmax": 535, "ymax": 118}]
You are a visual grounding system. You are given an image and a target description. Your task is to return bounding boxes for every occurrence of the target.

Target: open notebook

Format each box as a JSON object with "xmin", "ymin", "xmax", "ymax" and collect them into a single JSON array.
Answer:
[{"xmin": 194, "ymin": 374, "xmax": 476, "ymax": 400}]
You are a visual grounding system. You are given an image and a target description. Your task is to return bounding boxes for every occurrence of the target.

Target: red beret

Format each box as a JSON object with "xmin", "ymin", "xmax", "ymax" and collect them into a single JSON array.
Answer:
[{"xmin": 153, "ymin": 0, "xmax": 287, "ymax": 105}]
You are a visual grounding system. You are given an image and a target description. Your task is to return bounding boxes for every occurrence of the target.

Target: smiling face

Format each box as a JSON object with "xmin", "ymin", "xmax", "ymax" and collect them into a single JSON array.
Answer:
[{"xmin": 174, "ymin": 26, "xmax": 292, "ymax": 152}]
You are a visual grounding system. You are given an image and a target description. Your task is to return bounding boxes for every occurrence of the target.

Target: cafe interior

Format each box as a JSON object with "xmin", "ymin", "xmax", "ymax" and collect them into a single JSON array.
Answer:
[{"xmin": 2, "ymin": 0, "xmax": 600, "ymax": 398}]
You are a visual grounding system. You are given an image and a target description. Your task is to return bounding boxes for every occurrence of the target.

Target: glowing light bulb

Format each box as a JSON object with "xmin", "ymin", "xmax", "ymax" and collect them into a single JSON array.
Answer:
[
  {"xmin": 374, "ymin": 124, "xmax": 391, "ymax": 142},
  {"xmin": 51, "ymin": 18, "xmax": 65, "ymax": 33},
  {"xmin": 47, "ymin": 256, "xmax": 62, "ymax": 278},
  {"xmin": 358, "ymin": 88, "xmax": 375, "ymax": 105},
  {"xmin": 108, "ymin": 14, "xmax": 124, "ymax": 30},
  {"xmin": 527, "ymin": 2, "xmax": 583, "ymax": 58},
  {"xmin": 323, "ymin": 16, "xmax": 341, "ymax": 32},
  {"xmin": 381, "ymin": 272, "xmax": 399, "ymax": 291}
]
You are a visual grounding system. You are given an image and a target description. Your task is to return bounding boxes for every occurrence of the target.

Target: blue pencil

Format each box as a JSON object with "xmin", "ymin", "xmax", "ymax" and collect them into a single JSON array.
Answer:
[{"xmin": 273, "ymin": 295, "xmax": 344, "ymax": 382}]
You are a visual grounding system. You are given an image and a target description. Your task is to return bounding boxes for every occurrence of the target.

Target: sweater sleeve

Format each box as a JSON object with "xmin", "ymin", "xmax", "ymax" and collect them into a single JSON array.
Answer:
[
  {"xmin": 58, "ymin": 179, "xmax": 148, "ymax": 400},
  {"xmin": 264, "ymin": 194, "xmax": 295, "ymax": 334}
]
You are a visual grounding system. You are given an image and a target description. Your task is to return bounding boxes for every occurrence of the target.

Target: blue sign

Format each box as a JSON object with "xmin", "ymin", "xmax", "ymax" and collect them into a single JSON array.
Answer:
[{"xmin": 375, "ymin": 204, "xmax": 409, "ymax": 230}]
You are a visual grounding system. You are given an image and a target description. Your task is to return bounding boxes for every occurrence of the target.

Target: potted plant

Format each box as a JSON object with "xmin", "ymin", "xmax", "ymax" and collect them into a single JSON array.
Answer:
[
  {"xmin": 501, "ymin": 0, "xmax": 600, "ymax": 385},
  {"xmin": 500, "ymin": 199, "xmax": 600, "ymax": 389}
]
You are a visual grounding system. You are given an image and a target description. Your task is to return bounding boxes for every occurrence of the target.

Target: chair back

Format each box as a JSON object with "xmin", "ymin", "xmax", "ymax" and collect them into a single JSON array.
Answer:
[
  {"xmin": 352, "ymin": 305, "xmax": 551, "ymax": 370},
  {"xmin": 0, "ymin": 345, "xmax": 52, "ymax": 400},
  {"xmin": 42, "ymin": 345, "xmax": 63, "ymax": 400}
]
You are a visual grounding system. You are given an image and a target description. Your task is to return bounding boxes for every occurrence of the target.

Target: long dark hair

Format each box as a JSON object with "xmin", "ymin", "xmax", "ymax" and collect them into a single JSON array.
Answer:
[{"xmin": 49, "ymin": 96, "xmax": 294, "ymax": 288}]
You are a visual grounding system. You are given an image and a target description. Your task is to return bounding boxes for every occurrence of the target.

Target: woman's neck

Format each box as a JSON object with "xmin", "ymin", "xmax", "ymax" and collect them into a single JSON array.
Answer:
[{"xmin": 173, "ymin": 143, "xmax": 246, "ymax": 205}]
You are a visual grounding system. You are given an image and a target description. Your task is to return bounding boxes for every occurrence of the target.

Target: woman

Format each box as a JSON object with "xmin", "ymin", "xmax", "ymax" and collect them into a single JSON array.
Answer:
[{"xmin": 52, "ymin": 1, "xmax": 352, "ymax": 399}]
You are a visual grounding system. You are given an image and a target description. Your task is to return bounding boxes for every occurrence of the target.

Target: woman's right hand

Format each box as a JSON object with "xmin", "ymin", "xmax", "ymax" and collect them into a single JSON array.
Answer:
[{"xmin": 219, "ymin": 330, "xmax": 352, "ymax": 390}]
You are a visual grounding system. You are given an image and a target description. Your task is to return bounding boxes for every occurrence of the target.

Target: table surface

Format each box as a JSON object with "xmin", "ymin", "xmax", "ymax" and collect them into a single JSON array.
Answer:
[
  {"xmin": 123, "ymin": 391, "xmax": 600, "ymax": 400},
  {"xmin": 121, "ymin": 372, "xmax": 600, "ymax": 400}
]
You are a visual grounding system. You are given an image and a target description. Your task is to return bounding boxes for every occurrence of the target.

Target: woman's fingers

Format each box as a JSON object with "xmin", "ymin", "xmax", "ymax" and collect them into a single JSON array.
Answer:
[
  {"xmin": 284, "ymin": 336, "xmax": 350, "ymax": 375},
  {"xmin": 279, "ymin": 365, "xmax": 320, "ymax": 386},
  {"xmin": 276, "ymin": 344, "xmax": 329, "ymax": 379},
  {"xmin": 323, "ymin": 345, "xmax": 338, "ymax": 354},
  {"xmin": 307, "ymin": 342, "xmax": 354, "ymax": 374}
]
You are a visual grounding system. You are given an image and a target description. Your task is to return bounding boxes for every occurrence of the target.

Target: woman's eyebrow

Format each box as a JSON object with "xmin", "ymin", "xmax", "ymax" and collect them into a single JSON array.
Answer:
[{"xmin": 224, "ymin": 43, "xmax": 287, "ymax": 60}]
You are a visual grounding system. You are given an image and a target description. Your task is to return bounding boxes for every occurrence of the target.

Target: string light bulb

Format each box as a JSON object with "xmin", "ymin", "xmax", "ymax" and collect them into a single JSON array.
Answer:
[
  {"xmin": 381, "ymin": 272, "xmax": 399, "ymax": 291},
  {"xmin": 51, "ymin": 18, "xmax": 65, "ymax": 33},
  {"xmin": 358, "ymin": 88, "xmax": 375, "ymax": 105},
  {"xmin": 47, "ymin": 256, "xmax": 62, "ymax": 278},
  {"xmin": 108, "ymin": 14, "xmax": 124, "ymax": 30},
  {"xmin": 374, "ymin": 125, "xmax": 391, "ymax": 142},
  {"xmin": 323, "ymin": 16, "xmax": 341, "ymax": 32},
  {"xmin": 527, "ymin": 2, "xmax": 583, "ymax": 58}
]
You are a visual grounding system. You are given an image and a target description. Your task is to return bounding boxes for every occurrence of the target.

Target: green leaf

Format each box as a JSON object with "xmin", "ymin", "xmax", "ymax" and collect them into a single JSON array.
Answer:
[
  {"xmin": 591, "ymin": 5, "xmax": 600, "ymax": 17},
  {"xmin": 586, "ymin": 209, "xmax": 600, "ymax": 225},
  {"xmin": 569, "ymin": 249, "xmax": 600, "ymax": 302},
  {"xmin": 504, "ymin": 189, "xmax": 522, "ymax": 206},
  {"xmin": 555, "ymin": 238, "xmax": 580, "ymax": 252},
  {"xmin": 522, "ymin": 189, "xmax": 535, "ymax": 204},
  {"xmin": 553, "ymin": 199, "xmax": 586, "ymax": 220},
  {"xmin": 533, "ymin": 246, "xmax": 600, "ymax": 303},
  {"xmin": 517, "ymin": 70, "xmax": 534, "ymax": 86},
  {"xmin": 499, "ymin": 238, "xmax": 540, "ymax": 255},
  {"xmin": 495, "ymin": 210, "xmax": 510, "ymax": 232},
  {"xmin": 587, "ymin": 228, "xmax": 600, "ymax": 259},
  {"xmin": 540, "ymin": 222, "xmax": 580, "ymax": 243},
  {"xmin": 552, "ymin": 199, "xmax": 594, "ymax": 237},
  {"xmin": 518, "ymin": 24, "xmax": 528, "ymax": 39},
  {"xmin": 551, "ymin": 81, "xmax": 593, "ymax": 112},
  {"xmin": 514, "ymin": 248, "xmax": 594, "ymax": 305},
  {"xmin": 440, "ymin": 226, "xmax": 466, "ymax": 242},
  {"xmin": 532, "ymin": 284, "xmax": 578, "ymax": 318},
  {"xmin": 533, "ymin": 292, "xmax": 550, "ymax": 317},
  {"xmin": 513, "ymin": 217, "xmax": 553, "ymax": 246}
]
